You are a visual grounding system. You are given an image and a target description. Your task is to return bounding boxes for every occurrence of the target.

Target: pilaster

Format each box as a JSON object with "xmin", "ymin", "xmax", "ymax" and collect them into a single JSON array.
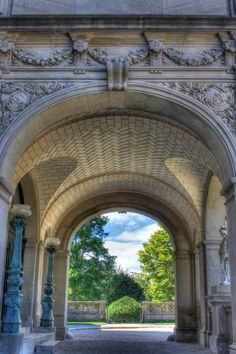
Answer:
[
  {"xmin": 54, "ymin": 250, "xmax": 70, "ymax": 340},
  {"xmin": 221, "ymin": 178, "xmax": 236, "ymax": 354}
]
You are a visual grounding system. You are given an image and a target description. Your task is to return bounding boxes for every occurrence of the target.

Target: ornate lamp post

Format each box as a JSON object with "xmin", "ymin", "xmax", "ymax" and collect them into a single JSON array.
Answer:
[
  {"xmin": 1, "ymin": 204, "xmax": 32, "ymax": 333},
  {"xmin": 40, "ymin": 236, "xmax": 60, "ymax": 327}
]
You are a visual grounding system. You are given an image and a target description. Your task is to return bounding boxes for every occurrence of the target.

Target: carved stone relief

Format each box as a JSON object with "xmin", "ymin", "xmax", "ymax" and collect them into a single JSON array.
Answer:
[
  {"xmin": 0, "ymin": 34, "xmax": 233, "ymax": 70},
  {"xmin": 157, "ymin": 82, "xmax": 236, "ymax": 132},
  {"xmin": 0, "ymin": 80, "xmax": 235, "ymax": 137},
  {"xmin": 0, "ymin": 81, "xmax": 76, "ymax": 134}
]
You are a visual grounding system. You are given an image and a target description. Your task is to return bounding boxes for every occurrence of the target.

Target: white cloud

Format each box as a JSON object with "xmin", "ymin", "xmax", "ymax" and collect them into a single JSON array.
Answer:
[
  {"xmin": 115, "ymin": 223, "xmax": 160, "ymax": 242},
  {"xmin": 105, "ymin": 240, "xmax": 143, "ymax": 272},
  {"xmin": 104, "ymin": 223, "xmax": 160, "ymax": 272},
  {"xmin": 104, "ymin": 212, "xmax": 154, "ymax": 229}
]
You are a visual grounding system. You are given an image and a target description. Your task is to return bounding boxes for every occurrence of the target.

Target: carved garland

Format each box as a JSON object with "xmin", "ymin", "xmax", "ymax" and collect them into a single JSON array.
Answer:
[{"xmin": 0, "ymin": 38, "xmax": 232, "ymax": 68}]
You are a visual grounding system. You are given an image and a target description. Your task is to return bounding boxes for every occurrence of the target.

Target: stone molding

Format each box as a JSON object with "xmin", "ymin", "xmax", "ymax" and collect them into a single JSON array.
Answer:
[
  {"xmin": 0, "ymin": 176, "xmax": 14, "ymax": 204},
  {"xmin": 221, "ymin": 177, "xmax": 236, "ymax": 204},
  {"xmin": 0, "ymin": 80, "xmax": 235, "ymax": 138}
]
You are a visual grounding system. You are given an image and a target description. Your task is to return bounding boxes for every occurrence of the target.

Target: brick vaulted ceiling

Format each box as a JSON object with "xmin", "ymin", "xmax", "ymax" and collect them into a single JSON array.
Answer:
[{"xmin": 14, "ymin": 115, "xmax": 220, "ymax": 237}]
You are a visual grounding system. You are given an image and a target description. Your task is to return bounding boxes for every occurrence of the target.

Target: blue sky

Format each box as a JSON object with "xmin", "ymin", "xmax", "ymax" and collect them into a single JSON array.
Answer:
[{"xmin": 103, "ymin": 212, "xmax": 160, "ymax": 273}]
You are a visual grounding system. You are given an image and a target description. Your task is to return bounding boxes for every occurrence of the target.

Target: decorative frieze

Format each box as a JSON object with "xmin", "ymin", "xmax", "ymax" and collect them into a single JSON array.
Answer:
[
  {"xmin": 0, "ymin": 35, "xmax": 233, "ymax": 69},
  {"xmin": 0, "ymin": 81, "xmax": 76, "ymax": 134},
  {"xmin": 157, "ymin": 82, "xmax": 236, "ymax": 132},
  {"xmin": 0, "ymin": 80, "xmax": 235, "ymax": 136}
]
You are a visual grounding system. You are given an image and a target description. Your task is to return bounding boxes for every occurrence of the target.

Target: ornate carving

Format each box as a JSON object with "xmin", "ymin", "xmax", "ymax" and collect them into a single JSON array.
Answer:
[
  {"xmin": 87, "ymin": 47, "xmax": 148, "ymax": 66},
  {"xmin": 164, "ymin": 48, "xmax": 223, "ymax": 66},
  {"xmin": 0, "ymin": 37, "xmax": 230, "ymax": 69},
  {"xmin": 219, "ymin": 224, "xmax": 230, "ymax": 285},
  {"xmin": 148, "ymin": 40, "xmax": 164, "ymax": 66},
  {"xmin": 13, "ymin": 48, "xmax": 72, "ymax": 66},
  {"xmin": 218, "ymin": 32, "xmax": 236, "ymax": 67},
  {"xmin": 0, "ymin": 39, "xmax": 13, "ymax": 67},
  {"xmin": 0, "ymin": 81, "xmax": 75, "ymax": 134},
  {"xmin": 107, "ymin": 58, "xmax": 129, "ymax": 91},
  {"xmin": 157, "ymin": 82, "xmax": 236, "ymax": 132},
  {"xmin": 72, "ymin": 39, "xmax": 88, "ymax": 66}
]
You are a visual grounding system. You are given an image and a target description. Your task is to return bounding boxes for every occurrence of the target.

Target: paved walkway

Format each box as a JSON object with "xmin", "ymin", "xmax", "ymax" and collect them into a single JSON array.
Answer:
[{"xmin": 55, "ymin": 326, "xmax": 212, "ymax": 354}]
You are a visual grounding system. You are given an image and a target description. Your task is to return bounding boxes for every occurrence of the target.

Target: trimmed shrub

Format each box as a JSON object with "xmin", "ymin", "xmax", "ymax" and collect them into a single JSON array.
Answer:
[{"xmin": 108, "ymin": 296, "xmax": 141, "ymax": 323}]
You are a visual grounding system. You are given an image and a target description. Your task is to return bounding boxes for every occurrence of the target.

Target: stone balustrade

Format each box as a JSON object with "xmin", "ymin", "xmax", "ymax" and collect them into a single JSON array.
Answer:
[
  {"xmin": 67, "ymin": 301, "xmax": 107, "ymax": 322},
  {"xmin": 67, "ymin": 301, "xmax": 175, "ymax": 323},
  {"xmin": 141, "ymin": 302, "xmax": 175, "ymax": 323}
]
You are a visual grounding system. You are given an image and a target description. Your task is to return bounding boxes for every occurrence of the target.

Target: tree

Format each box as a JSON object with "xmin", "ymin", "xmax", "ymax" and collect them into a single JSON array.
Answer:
[
  {"xmin": 107, "ymin": 267, "xmax": 144, "ymax": 303},
  {"xmin": 68, "ymin": 216, "xmax": 116, "ymax": 301},
  {"xmin": 138, "ymin": 227, "xmax": 175, "ymax": 301}
]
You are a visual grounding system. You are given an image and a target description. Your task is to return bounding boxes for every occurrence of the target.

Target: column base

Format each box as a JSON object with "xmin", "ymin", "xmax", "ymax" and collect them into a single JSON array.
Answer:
[
  {"xmin": 175, "ymin": 328, "xmax": 197, "ymax": 343},
  {"xmin": 230, "ymin": 343, "xmax": 236, "ymax": 353},
  {"xmin": 56, "ymin": 326, "xmax": 67, "ymax": 340},
  {"xmin": 198, "ymin": 329, "xmax": 210, "ymax": 347},
  {"xmin": 0, "ymin": 333, "xmax": 24, "ymax": 354},
  {"xmin": 33, "ymin": 326, "xmax": 56, "ymax": 334},
  {"xmin": 209, "ymin": 333, "xmax": 230, "ymax": 354}
]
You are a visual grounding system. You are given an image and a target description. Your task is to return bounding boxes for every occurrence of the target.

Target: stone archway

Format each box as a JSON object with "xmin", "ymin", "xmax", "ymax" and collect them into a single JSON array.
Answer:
[
  {"xmin": 0, "ymin": 84, "xmax": 236, "ymax": 351},
  {"xmin": 52, "ymin": 192, "xmax": 195, "ymax": 342}
]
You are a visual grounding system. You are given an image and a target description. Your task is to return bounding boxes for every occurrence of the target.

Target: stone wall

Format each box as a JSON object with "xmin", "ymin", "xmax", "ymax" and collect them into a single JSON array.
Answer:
[
  {"xmin": 141, "ymin": 302, "xmax": 175, "ymax": 323},
  {"xmin": 67, "ymin": 301, "xmax": 107, "ymax": 322},
  {"xmin": 11, "ymin": 0, "xmax": 229, "ymax": 16}
]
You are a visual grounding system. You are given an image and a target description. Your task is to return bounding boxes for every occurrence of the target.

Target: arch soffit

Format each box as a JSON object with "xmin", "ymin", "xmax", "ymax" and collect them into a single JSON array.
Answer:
[
  {"xmin": 40, "ymin": 174, "xmax": 201, "ymax": 245},
  {"xmin": 0, "ymin": 82, "xmax": 235, "ymax": 186},
  {"xmin": 54, "ymin": 192, "xmax": 193, "ymax": 253}
]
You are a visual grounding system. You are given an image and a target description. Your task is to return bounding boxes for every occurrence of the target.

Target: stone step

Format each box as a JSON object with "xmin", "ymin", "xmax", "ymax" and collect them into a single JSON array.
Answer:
[
  {"xmin": 22, "ymin": 332, "xmax": 55, "ymax": 354},
  {"xmin": 35, "ymin": 340, "xmax": 60, "ymax": 354}
]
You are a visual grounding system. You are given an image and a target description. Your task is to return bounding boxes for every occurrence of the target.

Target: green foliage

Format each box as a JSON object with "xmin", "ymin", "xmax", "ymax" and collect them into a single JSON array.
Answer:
[
  {"xmin": 138, "ymin": 227, "xmax": 175, "ymax": 301},
  {"xmin": 108, "ymin": 296, "xmax": 141, "ymax": 323},
  {"xmin": 69, "ymin": 216, "xmax": 116, "ymax": 301},
  {"xmin": 107, "ymin": 268, "xmax": 144, "ymax": 304}
]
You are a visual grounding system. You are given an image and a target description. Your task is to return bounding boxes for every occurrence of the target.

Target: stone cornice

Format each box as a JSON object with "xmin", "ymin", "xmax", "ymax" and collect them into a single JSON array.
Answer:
[{"xmin": 1, "ymin": 17, "xmax": 236, "ymax": 31}]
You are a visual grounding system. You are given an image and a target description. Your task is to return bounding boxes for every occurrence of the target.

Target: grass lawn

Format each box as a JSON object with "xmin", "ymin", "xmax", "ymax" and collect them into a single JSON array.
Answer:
[
  {"xmin": 67, "ymin": 321, "xmax": 175, "ymax": 325},
  {"xmin": 67, "ymin": 321, "xmax": 106, "ymax": 325}
]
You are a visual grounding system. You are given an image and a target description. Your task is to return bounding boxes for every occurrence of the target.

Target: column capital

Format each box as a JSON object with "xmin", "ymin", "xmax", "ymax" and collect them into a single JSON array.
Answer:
[
  {"xmin": 204, "ymin": 239, "xmax": 222, "ymax": 250},
  {"xmin": 174, "ymin": 250, "xmax": 192, "ymax": 259},
  {"xmin": 0, "ymin": 177, "xmax": 14, "ymax": 205},
  {"xmin": 55, "ymin": 249, "xmax": 71, "ymax": 261},
  {"xmin": 221, "ymin": 177, "xmax": 236, "ymax": 204}
]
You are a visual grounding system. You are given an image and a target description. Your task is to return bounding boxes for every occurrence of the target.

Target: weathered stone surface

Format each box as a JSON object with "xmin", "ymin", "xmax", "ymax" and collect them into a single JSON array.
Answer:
[{"xmin": 11, "ymin": 0, "xmax": 229, "ymax": 16}]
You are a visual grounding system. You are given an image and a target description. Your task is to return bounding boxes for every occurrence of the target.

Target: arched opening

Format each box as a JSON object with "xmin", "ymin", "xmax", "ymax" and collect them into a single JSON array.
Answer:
[
  {"xmin": 66, "ymin": 211, "xmax": 176, "ymax": 332},
  {"xmin": 0, "ymin": 85, "xmax": 235, "ymax": 351}
]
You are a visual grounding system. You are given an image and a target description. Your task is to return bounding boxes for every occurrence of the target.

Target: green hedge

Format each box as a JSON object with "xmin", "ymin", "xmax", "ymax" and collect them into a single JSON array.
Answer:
[{"xmin": 108, "ymin": 296, "xmax": 141, "ymax": 323}]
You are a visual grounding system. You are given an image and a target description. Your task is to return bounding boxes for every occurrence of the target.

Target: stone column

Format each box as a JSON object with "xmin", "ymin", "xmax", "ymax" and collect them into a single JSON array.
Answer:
[
  {"xmin": 195, "ymin": 243, "xmax": 208, "ymax": 346},
  {"xmin": 204, "ymin": 240, "xmax": 224, "ymax": 295},
  {"xmin": 0, "ymin": 178, "xmax": 13, "ymax": 324},
  {"xmin": 54, "ymin": 250, "xmax": 70, "ymax": 340},
  {"xmin": 33, "ymin": 240, "xmax": 45, "ymax": 327},
  {"xmin": 221, "ymin": 178, "xmax": 236, "ymax": 354},
  {"xmin": 21, "ymin": 238, "xmax": 38, "ymax": 327},
  {"xmin": 175, "ymin": 250, "xmax": 196, "ymax": 342}
]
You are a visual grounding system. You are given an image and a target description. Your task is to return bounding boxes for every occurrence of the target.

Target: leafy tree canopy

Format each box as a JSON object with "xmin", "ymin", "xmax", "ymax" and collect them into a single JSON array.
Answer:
[
  {"xmin": 107, "ymin": 267, "xmax": 144, "ymax": 303},
  {"xmin": 68, "ymin": 215, "xmax": 116, "ymax": 301},
  {"xmin": 138, "ymin": 227, "xmax": 175, "ymax": 301}
]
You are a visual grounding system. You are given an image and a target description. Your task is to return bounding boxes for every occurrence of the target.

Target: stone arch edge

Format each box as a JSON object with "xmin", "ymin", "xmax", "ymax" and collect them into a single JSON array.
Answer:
[{"xmin": 0, "ymin": 81, "xmax": 235, "ymax": 186}]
